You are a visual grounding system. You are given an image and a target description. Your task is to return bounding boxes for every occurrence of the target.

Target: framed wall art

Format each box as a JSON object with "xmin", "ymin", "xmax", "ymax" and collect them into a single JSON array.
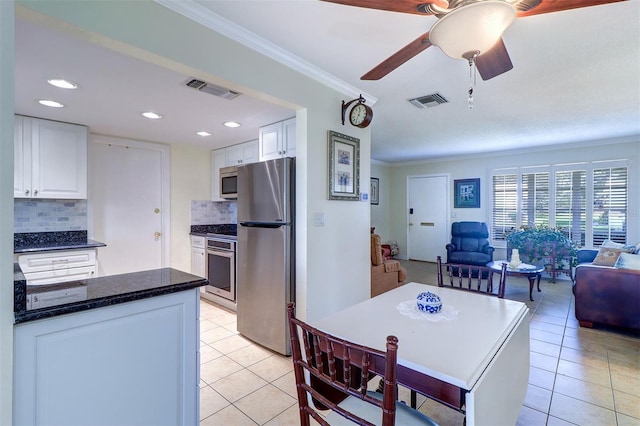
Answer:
[
  {"xmin": 370, "ymin": 177, "xmax": 379, "ymax": 205},
  {"xmin": 328, "ymin": 131, "xmax": 360, "ymax": 201},
  {"xmin": 454, "ymin": 178, "xmax": 480, "ymax": 208}
]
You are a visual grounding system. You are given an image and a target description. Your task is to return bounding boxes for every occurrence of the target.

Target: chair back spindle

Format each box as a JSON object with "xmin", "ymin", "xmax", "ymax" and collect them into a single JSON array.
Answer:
[{"xmin": 437, "ymin": 256, "xmax": 507, "ymax": 298}]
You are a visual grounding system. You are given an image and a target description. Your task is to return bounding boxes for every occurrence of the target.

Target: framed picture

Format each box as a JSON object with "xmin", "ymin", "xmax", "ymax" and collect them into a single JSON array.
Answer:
[
  {"xmin": 454, "ymin": 178, "xmax": 480, "ymax": 208},
  {"xmin": 328, "ymin": 130, "xmax": 360, "ymax": 201},
  {"xmin": 370, "ymin": 177, "xmax": 379, "ymax": 205}
]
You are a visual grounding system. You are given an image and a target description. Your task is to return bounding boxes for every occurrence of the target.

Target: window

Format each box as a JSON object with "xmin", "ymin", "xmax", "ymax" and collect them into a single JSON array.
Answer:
[
  {"xmin": 491, "ymin": 161, "xmax": 629, "ymax": 247},
  {"xmin": 521, "ymin": 172, "xmax": 549, "ymax": 228},
  {"xmin": 555, "ymin": 170, "xmax": 586, "ymax": 246},
  {"xmin": 491, "ymin": 174, "xmax": 517, "ymax": 240},
  {"xmin": 592, "ymin": 166, "xmax": 627, "ymax": 245}
]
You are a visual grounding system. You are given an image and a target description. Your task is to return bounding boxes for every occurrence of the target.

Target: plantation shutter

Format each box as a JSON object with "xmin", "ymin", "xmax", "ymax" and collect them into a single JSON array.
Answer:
[
  {"xmin": 592, "ymin": 167, "xmax": 628, "ymax": 246},
  {"xmin": 555, "ymin": 170, "xmax": 586, "ymax": 246},
  {"xmin": 492, "ymin": 174, "xmax": 517, "ymax": 241},
  {"xmin": 521, "ymin": 172, "xmax": 549, "ymax": 228}
]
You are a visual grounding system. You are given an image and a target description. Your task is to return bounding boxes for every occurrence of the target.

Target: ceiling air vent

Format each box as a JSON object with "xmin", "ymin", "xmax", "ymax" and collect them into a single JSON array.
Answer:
[
  {"xmin": 183, "ymin": 78, "xmax": 240, "ymax": 100},
  {"xmin": 408, "ymin": 93, "xmax": 448, "ymax": 109}
]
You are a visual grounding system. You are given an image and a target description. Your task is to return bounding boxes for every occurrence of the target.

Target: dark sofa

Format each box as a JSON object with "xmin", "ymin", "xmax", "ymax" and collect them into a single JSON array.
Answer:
[{"xmin": 573, "ymin": 249, "xmax": 640, "ymax": 331}]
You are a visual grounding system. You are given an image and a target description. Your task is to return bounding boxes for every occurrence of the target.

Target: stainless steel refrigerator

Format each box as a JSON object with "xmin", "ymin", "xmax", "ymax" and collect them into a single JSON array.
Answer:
[{"xmin": 236, "ymin": 157, "xmax": 294, "ymax": 356}]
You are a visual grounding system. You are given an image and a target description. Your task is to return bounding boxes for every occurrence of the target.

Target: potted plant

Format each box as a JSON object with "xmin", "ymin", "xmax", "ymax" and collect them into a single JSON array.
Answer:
[{"xmin": 506, "ymin": 226, "xmax": 578, "ymax": 282}]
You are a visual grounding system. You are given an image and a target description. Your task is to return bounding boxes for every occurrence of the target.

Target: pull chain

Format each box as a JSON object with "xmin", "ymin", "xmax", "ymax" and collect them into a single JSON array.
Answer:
[
  {"xmin": 463, "ymin": 50, "xmax": 479, "ymax": 110},
  {"xmin": 468, "ymin": 54, "xmax": 477, "ymax": 109}
]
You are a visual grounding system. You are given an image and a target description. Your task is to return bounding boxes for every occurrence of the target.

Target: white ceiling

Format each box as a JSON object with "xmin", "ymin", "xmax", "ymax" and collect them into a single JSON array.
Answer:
[{"xmin": 15, "ymin": 1, "xmax": 640, "ymax": 163}]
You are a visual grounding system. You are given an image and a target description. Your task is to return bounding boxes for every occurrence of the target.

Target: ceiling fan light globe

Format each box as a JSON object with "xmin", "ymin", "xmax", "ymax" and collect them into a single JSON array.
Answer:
[{"xmin": 429, "ymin": 1, "xmax": 516, "ymax": 59}]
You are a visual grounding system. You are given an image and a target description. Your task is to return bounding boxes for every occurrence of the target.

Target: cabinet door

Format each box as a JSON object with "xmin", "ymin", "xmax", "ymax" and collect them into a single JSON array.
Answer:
[
  {"xmin": 225, "ymin": 144, "xmax": 244, "ymax": 165},
  {"xmin": 282, "ymin": 118, "xmax": 296, "ymax": 158},
  {"xmin": 259, "ymin": 122, "xmax": 282, "ymax": 161},
  {"xmin": 211, "ymin": 149, "xmax": 227, "ymax": 201},
  {"xmin": 32, "ymin": 118, "xmax": 88, "ymax": 199},
  {"xmin": 14, "ymin": 116, "xmax": 32, "ymax": 198},
  {"xmin": 241, "ymin": 139, "xmax": 259, "ymax": 164},
  {"xmin": 191, "ymin": 247, "xmax": 205, "ymax": 278}
]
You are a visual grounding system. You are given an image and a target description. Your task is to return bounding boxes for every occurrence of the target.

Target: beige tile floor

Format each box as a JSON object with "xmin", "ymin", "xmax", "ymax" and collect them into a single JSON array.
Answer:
[{"xmin": 199, "ymin": 260, "xmax": 640, "ymax": 425}]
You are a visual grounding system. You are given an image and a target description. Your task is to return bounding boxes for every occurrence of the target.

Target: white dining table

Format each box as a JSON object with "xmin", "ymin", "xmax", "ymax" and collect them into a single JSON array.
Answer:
[{"xmin": 311, "ymin": 282, "xmax": 530, "ymax": 426}]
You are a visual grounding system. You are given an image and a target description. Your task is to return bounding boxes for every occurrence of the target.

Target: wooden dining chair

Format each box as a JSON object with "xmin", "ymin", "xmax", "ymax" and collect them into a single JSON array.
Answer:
[
  {"xmin": 437, "ymin": 256, "xmax": 507, "ymax": 298},
  {"xmin": 287, "ymin": 303, "xmax": 439, "ymax": 426}
]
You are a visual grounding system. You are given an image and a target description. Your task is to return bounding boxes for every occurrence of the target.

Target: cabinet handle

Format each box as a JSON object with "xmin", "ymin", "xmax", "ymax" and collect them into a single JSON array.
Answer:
[
  {"xmin": 154, "ymin": 232, "xmax": 162, "ymax": 238},
  {"xmin": 33, "ymin": 190, "xmax": 38, "ymax": 196},
  {"xmin": 25, "ymin": 189, "xmax": 29, "ymax": 195}
]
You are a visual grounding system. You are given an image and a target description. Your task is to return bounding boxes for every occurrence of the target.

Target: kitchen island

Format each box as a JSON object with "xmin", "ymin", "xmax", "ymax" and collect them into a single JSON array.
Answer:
[{"xmin": 13, "ymin": 267, "xmax": 207, "ymax": 426}]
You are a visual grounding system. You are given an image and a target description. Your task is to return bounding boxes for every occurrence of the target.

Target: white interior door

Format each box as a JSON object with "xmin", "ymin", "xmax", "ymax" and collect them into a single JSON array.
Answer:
[
  {"xmin": 89, "ymin": 137, "xmax": 169, "ymax": 276},
  {"xmin": 408, "ymin": 175, "xmax": 449, "ymax": 262}
]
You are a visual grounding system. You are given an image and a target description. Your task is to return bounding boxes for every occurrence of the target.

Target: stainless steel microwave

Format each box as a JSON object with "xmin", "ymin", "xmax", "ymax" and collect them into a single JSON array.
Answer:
[{"xmin": 219, "ymin": 165, "xmax": 238, "ymax": 199}]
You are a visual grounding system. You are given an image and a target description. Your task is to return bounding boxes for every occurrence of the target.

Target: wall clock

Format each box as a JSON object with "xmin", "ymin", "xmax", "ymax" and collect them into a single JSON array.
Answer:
[{"xmin": 341, "ymin": 95, "xmax": 373, "ymax": 128}]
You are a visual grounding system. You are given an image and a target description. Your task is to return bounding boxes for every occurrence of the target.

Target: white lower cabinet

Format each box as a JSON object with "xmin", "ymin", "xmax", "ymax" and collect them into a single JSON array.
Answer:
[
  {"xmin": 191, "ymin": 235, "xmax": 206, "ymax": 277},
  {"xmin": 13, "ymin": 290, "xmax": 200, "ymax": 425}
]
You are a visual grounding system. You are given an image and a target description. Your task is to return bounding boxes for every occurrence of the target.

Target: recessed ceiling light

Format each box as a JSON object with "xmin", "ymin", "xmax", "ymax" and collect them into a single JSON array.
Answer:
[
  {"xmin": 37, "ymin": 99, "xmax": 64, "ymax": 108},
  {"xmin": 47, "ymin": 79, "xmax": 78, "ymax": 89},
  {"xmin": 223, "ymin": 121, "xmax": 241, "ymax": 128},
  {"xmin": 142, "ymin": 112, "xmax": 163, "ymax": 119},
  {"xmin": 196, "ymin": 131, "xmax": 212, "ymax": 137}
]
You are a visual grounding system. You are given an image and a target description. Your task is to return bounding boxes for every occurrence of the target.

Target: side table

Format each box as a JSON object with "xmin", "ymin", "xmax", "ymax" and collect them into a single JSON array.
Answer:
[{"xmin": 487, "ymin": 261, "xmax": 544, "ymax": 301}]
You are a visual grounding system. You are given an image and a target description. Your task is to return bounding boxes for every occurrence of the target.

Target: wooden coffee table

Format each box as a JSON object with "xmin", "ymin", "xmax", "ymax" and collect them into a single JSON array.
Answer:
[{"xmin": 487, "ymin": 261, "xmax": 544, "ymax": 301}]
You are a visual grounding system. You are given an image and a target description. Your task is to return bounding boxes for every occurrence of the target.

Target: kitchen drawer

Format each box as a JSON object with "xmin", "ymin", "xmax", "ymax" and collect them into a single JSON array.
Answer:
[
  {"xmin": 18, "ymin": 249, "xmax": 97, "ymax": 273},
  {"xmin": 24, "ymin": 265, "xmax": 96, "ymax": 286},
  {"xmin": 191, "ymin": 235, "xmax": 205, "ymax": 249}
]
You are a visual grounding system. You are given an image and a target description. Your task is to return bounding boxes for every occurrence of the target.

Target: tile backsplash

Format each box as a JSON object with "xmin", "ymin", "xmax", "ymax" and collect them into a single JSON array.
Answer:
[
  {"xmin": 14, "ymin": 199, "xmax": 88, "ymax": 233},
  {"xmin": 191, "ymin": 200, "xmax": 237, "ymax": 225}
]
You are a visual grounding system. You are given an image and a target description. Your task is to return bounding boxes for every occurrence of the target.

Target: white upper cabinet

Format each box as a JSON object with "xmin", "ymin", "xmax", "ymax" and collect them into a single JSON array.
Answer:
[
  {"xmin": 225, "ymin": 139, "xmax": 258, "ymax": 165},
  {"xmin": 211, "ymin": 140, "xmax": 259, "ymax": 201},
  {"xmin": 14, "ymin": 115, "xmax": 88, "ymax": 199},
  {"xmin": 259, "ymin": 117, "xmax": 296, "ymax": 161}
]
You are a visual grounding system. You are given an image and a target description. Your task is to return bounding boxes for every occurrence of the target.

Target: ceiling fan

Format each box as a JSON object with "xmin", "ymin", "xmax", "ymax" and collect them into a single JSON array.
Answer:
[{"xmin": 321, "ymin": 0, "xmax": 626, "ymax": 81}]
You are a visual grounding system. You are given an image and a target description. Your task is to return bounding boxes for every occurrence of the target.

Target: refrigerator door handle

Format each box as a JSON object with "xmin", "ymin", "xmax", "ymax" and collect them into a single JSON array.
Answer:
[{"xmin": 239, "ymin": 222, "xmax": 287, "ymax": 228}]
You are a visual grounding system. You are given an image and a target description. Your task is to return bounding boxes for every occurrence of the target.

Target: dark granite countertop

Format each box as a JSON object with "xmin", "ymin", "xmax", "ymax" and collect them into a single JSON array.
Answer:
[
  {"xmin": 14, "ymin": 231, "xmax": 106, "ymax": 253},
  {"xmin": 14, "ymin": 267, "xmax": 207, "ymax": 324},
  {"xmin": 190, "ymin": 224, "xmax": 236, "ymax": 237}
]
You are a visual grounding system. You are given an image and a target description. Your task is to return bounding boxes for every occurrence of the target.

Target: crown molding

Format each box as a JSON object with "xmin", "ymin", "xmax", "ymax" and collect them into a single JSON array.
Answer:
[{"xmin": 154, "ymin": 0, "xmax": 377, "ymax": 104}]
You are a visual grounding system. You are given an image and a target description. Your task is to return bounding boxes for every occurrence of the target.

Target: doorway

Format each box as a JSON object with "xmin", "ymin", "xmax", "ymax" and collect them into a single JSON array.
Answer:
[
  {"xmin": 407, "ymin": 175, "xmax": 449, "ymax": 262},
  {"xmin": 89, "ymin": 136, "xmax": 170, "ymax": 276}
]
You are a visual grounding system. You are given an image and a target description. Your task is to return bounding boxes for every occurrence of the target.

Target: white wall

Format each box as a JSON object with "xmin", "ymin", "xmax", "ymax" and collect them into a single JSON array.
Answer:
[
  {"xmin": 16, "ymin": 1, "xmax": 373, "ymax": 326},
  {"xmin": 382, "ymin": 139, "xmax": 639, "ymax": 259},
  {"xmin": 170, "ymin": 144, "xmax": 212, "ymax": 273},
  {"xmin": 0, "ymin": 2, "xmax": 14, "ymax": 422},
  {"xmin": 371, "ymin": 160, "xmax": 391, "ymax": 240}
]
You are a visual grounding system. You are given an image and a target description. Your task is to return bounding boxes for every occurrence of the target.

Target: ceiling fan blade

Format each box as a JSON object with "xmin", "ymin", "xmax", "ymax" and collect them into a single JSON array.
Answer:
[
  {"xmin": 516, "ymin": 0, "xmax": 626, "ymax": 17},
  {"xmin": 319, "ymin": 0, "xmax": 445, "ymax": 15},
  {"xmin": 475, "ymin": 38, "xmax": 513, "ymax": 81},
  {"xmin": 361, "ymin": 32, "xmax": 432, "ymax": 80}
]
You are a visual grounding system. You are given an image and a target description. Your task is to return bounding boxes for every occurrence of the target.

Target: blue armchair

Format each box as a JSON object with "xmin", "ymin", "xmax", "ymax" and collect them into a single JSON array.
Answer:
[{"xmin": 446, "ymin": 221, "xmax": 495, "ymax": 266}]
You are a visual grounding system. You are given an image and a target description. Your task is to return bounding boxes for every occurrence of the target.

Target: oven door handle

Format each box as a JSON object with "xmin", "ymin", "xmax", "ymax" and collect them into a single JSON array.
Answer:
[{"xmin": 206, "ymin": 249, "xmax": 235, "ymax": 258}]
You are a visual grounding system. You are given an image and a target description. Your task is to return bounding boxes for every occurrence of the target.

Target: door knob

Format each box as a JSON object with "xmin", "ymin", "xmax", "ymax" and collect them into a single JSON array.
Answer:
[{"xmin": 154, "ymin": 232, "xmax": 162, "ymax": 238}]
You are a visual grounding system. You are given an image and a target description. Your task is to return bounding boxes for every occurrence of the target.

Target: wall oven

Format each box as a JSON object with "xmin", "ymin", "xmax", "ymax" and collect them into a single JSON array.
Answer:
[
  {"xmin": 205, "ymin": 236, "xmax": 236, "ymax": 302},
  {"xmin": 219, "ymin": 166, "xmax": 238, "ymax": 199}
]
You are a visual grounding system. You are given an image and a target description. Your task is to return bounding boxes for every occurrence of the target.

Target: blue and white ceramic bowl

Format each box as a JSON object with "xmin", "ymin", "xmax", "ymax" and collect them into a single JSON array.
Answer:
[{"xmin": 416, "ymin": 292, "xmax": 442, "ymax": 314}]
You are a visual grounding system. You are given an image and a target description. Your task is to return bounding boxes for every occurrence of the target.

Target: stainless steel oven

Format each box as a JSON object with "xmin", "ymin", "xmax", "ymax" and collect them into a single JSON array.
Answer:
[{"xmin": 205, "ymin": 236, "xmax": 236, "ymax": 301}]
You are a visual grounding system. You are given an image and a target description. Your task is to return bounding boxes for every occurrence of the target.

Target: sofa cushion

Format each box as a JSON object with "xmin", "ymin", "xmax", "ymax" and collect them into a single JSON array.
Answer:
[
  {"xmin": 371, "ymin": 234, "xmax": 383, "ymax": 266},
  {"xmin": 592, "ymin": 247, "xmax": 625, "ymax": 266},
  {"xmin": 602, "ymin": 239, "xmax": 637, "ymax": 253},
  {"xmin": 615, "ymin": 252, "xmax": 640, "ymax": 270}
]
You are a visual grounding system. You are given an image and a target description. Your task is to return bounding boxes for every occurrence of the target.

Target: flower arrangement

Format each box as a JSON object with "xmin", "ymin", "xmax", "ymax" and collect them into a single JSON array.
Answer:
[{"xmin": 506, "ymin": 225, "xmax": 578, "ymax": 281}]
